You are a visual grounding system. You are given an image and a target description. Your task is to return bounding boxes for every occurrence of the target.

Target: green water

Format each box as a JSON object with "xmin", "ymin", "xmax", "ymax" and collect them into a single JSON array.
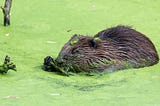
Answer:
[{"xmin": 0, "ymin": 0, "xmax": 160, "ymax": 106}]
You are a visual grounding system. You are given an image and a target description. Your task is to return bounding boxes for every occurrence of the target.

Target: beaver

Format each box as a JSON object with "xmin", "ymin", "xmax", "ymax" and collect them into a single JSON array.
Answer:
[{"xmin": 44, "ymin": 25, "xmax": 159, "ymax": 75}]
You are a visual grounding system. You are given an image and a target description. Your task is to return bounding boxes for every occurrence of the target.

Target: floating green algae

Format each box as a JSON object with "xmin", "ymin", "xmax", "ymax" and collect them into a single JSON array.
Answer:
[{"xmin": 0, "ymin": 0, "xmax": 160, "ymax": 106}]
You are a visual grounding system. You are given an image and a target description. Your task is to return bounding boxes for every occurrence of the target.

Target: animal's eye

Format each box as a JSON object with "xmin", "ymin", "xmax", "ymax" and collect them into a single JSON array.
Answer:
[{"xmin": 89, "ymin": 39, "xmax": 97, "ymax": 48}]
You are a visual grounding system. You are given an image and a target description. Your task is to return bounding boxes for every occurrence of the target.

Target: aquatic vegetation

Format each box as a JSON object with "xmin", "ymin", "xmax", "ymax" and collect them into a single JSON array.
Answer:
[
  {"xmin": 0, "ymin": 0, "xmax": 160, "ymax": 106},
  {"xmin": 0, "ymin": 56, "xmax": 16, "ymax": 74}
]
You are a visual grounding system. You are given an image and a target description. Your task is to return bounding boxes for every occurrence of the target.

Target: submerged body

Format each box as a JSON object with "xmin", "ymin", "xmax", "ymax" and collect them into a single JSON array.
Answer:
[{"xmin": 44, "ymin": 26, "xmax": 159, "ymax": 75}]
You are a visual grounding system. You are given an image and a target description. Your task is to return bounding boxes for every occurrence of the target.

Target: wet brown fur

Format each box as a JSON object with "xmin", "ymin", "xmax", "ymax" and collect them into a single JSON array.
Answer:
[{"xmin": 56, "ymin": 25, "xmax": 159, "ymax": 73}]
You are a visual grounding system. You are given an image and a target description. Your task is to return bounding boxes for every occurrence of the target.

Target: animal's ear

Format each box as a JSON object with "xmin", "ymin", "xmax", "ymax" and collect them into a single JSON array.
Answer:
[
  {"xmin": 89, "ymin": 37, "xmax": 101, "ymax": 48},
  {"xmin": 89, "ymin": 39, "xmax": 97, "ymax": 48}
]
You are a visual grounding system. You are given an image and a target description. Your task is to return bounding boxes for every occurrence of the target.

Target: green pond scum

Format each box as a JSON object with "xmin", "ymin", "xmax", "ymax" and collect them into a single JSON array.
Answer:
[
  {"xmin": 70, "ymin": 38, "xmax": 79, "ymax": 46},
  {"xmin": 0, "ymin": 0, "xmax": 160, "ymax": 106},
  {"xmin": 94, "ymin": 37, "xmax": 101, "ymax": 41}
]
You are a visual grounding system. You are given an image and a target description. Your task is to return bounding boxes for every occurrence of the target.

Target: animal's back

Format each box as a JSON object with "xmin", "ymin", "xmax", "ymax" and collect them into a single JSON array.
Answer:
[{"xmin": 94, "ymin": 25, "xmax": 159, "ymax": 69}]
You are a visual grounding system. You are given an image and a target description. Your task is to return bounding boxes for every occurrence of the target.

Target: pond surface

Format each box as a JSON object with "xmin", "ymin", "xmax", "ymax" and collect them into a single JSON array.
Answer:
[{"xmin": 0, "ymin": 0, "xmax": 160, "ymax": 106}]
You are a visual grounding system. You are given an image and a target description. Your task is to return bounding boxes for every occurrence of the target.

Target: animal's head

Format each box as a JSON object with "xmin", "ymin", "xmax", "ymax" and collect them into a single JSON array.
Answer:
[{"xmin": 56, "ymin": 34, "xmax": 110, "ymax": 72}]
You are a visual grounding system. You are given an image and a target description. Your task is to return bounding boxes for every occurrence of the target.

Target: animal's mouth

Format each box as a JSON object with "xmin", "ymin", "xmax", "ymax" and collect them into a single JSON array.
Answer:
[
  {"xmin": 43, "ymin": 56, "xmax": 83, "ymax": 76},
  {"xmin": 43, "ymin": 56, "xmax": 72, "ymax": 76},
  {"xmin": 55, "ymin": 56, "xmax": 73, "ymax": 68}
]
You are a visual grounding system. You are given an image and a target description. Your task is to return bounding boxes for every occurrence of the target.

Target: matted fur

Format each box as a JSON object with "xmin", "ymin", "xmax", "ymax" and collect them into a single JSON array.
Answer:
[{"xmin": 56, "ymin": 26, "xmax": 159, "ymax": 73}]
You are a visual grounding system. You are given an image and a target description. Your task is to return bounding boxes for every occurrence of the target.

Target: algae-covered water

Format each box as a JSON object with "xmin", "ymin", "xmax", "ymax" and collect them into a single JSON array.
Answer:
[{"xmin": 0, "ymin": 0, "xmax": 160, "ymax": 106}]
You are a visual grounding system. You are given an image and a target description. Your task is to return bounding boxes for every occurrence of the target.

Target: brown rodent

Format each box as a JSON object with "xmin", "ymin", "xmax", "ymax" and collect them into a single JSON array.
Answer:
[{"xmin": 55, "ymin": 25, "xmax": 159, "ymax": 73}]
